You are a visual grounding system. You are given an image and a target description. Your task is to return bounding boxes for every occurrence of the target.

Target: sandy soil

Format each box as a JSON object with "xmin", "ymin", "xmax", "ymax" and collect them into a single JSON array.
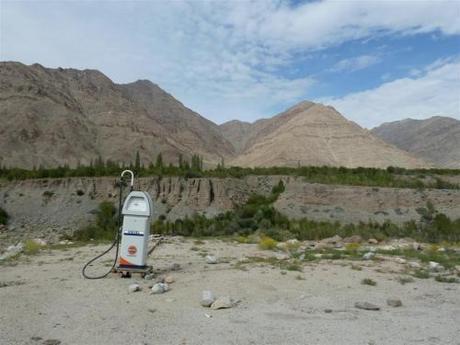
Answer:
[{"xmin": 1, "ymin": 238, "xmax": 459, "ymax": 345}]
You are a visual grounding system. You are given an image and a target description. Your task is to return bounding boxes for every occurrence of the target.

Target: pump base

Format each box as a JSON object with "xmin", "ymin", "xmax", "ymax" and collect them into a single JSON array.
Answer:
[{"xmin": 115, "ymin": 264, "xmax": 153, "ymax": 277}]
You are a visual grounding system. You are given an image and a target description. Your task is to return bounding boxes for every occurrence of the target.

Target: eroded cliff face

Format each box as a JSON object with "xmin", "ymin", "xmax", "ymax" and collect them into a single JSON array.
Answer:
[
  {"xmin": 0, "ymin": 176, "xmax": 280, "ymax": 242},
  {"xmin": 1, "ymin": 176, "xmax": 459, "ymax": 246}
]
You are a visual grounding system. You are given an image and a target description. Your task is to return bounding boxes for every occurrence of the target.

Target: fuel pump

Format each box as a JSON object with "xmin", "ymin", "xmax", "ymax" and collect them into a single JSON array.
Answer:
[{"xmin": 82, "ymin": 170, "xmax": 155, "ymax": 279}]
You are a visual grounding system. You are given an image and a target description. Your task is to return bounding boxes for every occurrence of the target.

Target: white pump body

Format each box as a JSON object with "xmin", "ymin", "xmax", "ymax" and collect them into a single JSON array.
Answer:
[{"xmin": 117, "ymin": 191, "xmax": 153, "ymax": 269}]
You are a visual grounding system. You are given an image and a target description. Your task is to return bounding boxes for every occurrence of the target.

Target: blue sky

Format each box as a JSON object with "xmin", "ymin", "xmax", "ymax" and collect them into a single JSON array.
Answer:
[{"xmin": 1, "ymin": 0, "xmax": 459, "ymax": 128}]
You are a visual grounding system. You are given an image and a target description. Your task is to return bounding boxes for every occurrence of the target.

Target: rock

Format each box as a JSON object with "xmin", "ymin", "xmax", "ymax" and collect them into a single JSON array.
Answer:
[
  {"xmin": 164, "ymin": 275, "xmax": 175, "ymax": 284},
  {"xmin": 170, "ymin": 263, "xmax": 181, "ymax": 271},
  {"xmin": 343, "ymin": 235, "xmax": 363, "ymax": 244},
  {"xmin": 32, "ymin": 238, "xmax": 47, "ymax": 246},
  {"xmin": 408, "ymin": 261, "xmax": 421, "ymax": 269},
  {"xmin": 321, "ymin": 235, "xmax": 342, "ymax": 245},
  {"xmin": 144, "ymin": 273, "xmax": 155, "ymax": 281},
  {"xmin": 324, "ymin": 308, "xmax": 333, "ymax": 313},
  {"xmin": 201, "ymin": 290, "xmax": 215, "ymax": 307},
  {"xmin": 386, "ymin": 298, "xmax": 403, "ymax": 307},
  {"xmin": 276, "ymin": 242, "xmax": 287, "ymax": 250},
  {"xmin": 151, "ymin": 283, "xmax": 169, "ymax": 294},
  {"xmin": 412, "ymin": 243, "xmax": 424, "ymax": 251},
  {"xmin": 354, "ymin": 302, "xmax": 380, "ymax": 311},
  {"xmin": 286, "ymin": 239, "xmax": 299, "ymax": 246},
  {"xmin": 0, "ymin": 243, "xmax": 24, "ymax": 261},
  {"xmin": 206, "ymin": 255, "xmax": 217, "ymax": 264},
  {"xmin": 42, "ymin": 340, "xmax": 61, "ymax": 345},
  {"xmin": 210, "ymin": 296, "xmax": 233, "ymax": 310},
  {"xmin": 128, "ymin": 283, "xmax": 141, "ymax": 293},
  {"xmin": 368, "ymin": 238, "xmax": 378, "ymax": 244},
  {"xmin": 395, "ymin": 258, "xmax": 407, "ymax": 264},
  {"xmin": 363, "ymin": 252, "xmax": 375, "ymax": 260},
  {"xmin": 275, "ymin": 253, "xmax": 290, "ymax": 260},
  {"xmin": 437, "ymin": 247, "xmax": 446, "ymax": 253},
  {"xmin": 380, "ymin": 245, "xmax": 396, "ymax": 251},
  {"xmin": 429, "ymin": 261, "xmax": 444, "ymax": 272}
]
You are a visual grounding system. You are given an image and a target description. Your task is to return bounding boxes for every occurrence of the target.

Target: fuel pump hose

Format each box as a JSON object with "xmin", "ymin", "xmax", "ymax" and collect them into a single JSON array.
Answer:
[{"xmin": 81, "ymin": 173, "xmax": 129, "ymax": 279}]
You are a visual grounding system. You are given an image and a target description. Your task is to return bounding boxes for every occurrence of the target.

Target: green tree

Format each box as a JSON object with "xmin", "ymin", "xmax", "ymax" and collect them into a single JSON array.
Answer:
[
  {"xmin": 155, "ymin": 153, "xmax": 164, "ymax": 169},
  {"xmin": 135, "ymin": 151, "xmax": 141, "ymax": 173},
  {"xmin": 0, "ymin": 207, "xmax": 9, "ymax": 225}
]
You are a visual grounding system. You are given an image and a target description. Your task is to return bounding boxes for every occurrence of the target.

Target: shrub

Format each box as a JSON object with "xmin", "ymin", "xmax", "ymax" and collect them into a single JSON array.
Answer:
[
  {"xmin": 412, "ymin": 269, "xmax": 430, "ymax": 279},
  {"xmin": 0, "ymin": 207, "xmax": 8, "ymax": 225},
  {"xmin": 361, "ymin": 278, "xmax": 377, "ymax": 286},
  {"xmin": 24, "ymin": 239, "xmax": 42, "ymax": 255},
  {"xmin": 258, "ymin": 236, "xmax": 277, "ymax": 250},
  {"xmin": 397, "ymin": 276, "xmax": 415, "ymax": 285},
  {"xmin": 434, "ymin": 275, "xmax": 459, "ymax": 283},
  {"xmin": 72, "ymin": 201, "xmax": 117, "ymax": 241},
  {"xmin": 42, "ymin": 191, "xmax": 54, "ymax": 198}
]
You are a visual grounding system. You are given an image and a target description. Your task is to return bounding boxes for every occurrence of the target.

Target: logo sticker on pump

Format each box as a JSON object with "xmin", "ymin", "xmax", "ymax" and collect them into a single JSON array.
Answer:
[{"xmin": 127, "ymin": 245, "xmax": 137, "ymax": 256}]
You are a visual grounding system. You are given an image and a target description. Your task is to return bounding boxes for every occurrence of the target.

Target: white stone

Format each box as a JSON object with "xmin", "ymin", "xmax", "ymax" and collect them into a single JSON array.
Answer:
[
  {"xmin": 201, "ymin": 290, "xmax": 215, "ymax": 307},
  {"xmin": 275, "ymin": 253, "xmax": 290, "ymax": 260},
  {"xmin": 395, "ymin": 258, "xmax": 407, "ymax": 264},
  {"xmin": 429, "ymin": 261, "xmax": 444, "ymax": 272},
  {"xmin": 380, "ymin": 245, "xmax": 396, "ymax": 251},
  {"xmin": 32, "ymin": 238, "xmax": 47, "ymax": 246},
  {"xmin": 206, "ymin": 255, "xmax": 217, "ymax": 264},
  {"xmin": 363, "ymin": 252, "xmax": 375, "ymax": 260},
  {"xmin": 408, "ymin": 261, "xmax": 421, "ymax": 269},
  {"xmin": 387, "ymin": 298, "xmax": 403, "ymax": 307},
  {"xmin": 164, "ymin": 275, "xmax": 175, "ymax": 284},
  {"xmin": 128, "ymin": 283, "xmax": 141, "ymax": 293},
  {"xmin": 151, "ymin": 283, "xmax": 169, "ymax": 294}
]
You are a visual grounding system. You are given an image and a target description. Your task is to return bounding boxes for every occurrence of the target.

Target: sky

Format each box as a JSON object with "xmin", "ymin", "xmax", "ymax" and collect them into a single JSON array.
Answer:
[{"xmin": 1, "ymin": 0, "xmax": 459, "ymax": 128}]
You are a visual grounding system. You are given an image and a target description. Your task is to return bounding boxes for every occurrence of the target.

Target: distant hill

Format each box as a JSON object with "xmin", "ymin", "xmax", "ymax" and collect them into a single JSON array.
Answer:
[
  {"xmin": 221, "ymin": 101, "xmax": 427, "ymax": 169},
  {"xmin": 372, "ymin": 117, "xmax": 460, "ymax": 169},
  {"xmin": 0, "ymin": 62, "xmax": 234, "ymax": 168},
  {"xmin": 1, "ymin": 61, "xmax": 431, "ymax": 170}
]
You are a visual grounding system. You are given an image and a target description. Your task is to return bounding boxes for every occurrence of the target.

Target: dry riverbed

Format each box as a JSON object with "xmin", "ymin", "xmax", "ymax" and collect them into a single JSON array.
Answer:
[{"xmin": 1, "ymin": 237, "xmax": 459, "ymax": 345}]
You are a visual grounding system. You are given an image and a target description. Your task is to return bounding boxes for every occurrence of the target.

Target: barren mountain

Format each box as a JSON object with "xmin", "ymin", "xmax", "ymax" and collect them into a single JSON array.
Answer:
[
  {"xmin": 222, "ymin": 102, "xmax": 427, "ymax": 168},
  {"xmin": 0, "ymin": 62, "xmax": 234, "ymax": 168},
  {"xmin": 372, "ymin": 117, "xmax": 460, "ymax": 169}
]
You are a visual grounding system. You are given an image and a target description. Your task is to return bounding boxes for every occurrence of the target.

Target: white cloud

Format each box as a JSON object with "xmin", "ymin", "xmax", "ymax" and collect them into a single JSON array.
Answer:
[
  {"xmin": 1, "ymin": 1, "xmax": 459, "ymax": 124},
  {"xmin": 330, "ymin": 55, "xmax": 381, "ymax": 72},
  {"xmin": 322, "ymin": 58, "xmax": 460, "ymax": 128}
]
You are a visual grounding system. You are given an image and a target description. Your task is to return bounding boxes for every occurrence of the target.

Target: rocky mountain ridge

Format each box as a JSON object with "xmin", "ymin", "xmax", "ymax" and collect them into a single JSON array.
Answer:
[
  {"xmin": 372, "ymin": 116, "xmax": 460, "ymax": 168},
  {"xmin": 221, "ymin": 102, "xmax": 427, "ymax": 168},
  {"xmin": 0, "ymin": 61, "xmax": 234, "ymax": 169},
  {"xmin": 1, "ymin": 61, "xmax": 449, "ymax": 170}
]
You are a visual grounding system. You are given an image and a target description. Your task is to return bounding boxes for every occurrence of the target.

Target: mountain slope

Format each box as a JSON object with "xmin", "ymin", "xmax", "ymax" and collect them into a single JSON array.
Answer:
[
  {"xmin": 0, "ymin": 62, "xmax": 234, "ymax": 168},
  {"xmin": 223, "ymin": 102, "xmax": 428, "ymax": 168},
  {"xmin": 372, "ymin": 117, "xmax": 460, "ymax": 168}
]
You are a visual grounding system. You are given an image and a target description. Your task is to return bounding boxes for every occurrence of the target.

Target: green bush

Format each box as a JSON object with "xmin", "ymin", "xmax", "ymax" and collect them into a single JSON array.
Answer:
[
  {"xmin": 1, "ymin": 157, "xmax": 459, "ymax": 190},
  {"xmin": 258, "ymin": 236, "xmax": 278, "ymax": 250},
  {"xmin": 72, "ymin": 201, "xmax": 117, "ymax": 241},
  {"xmin": 150, "ymin": 189, "xmax": 460, "ymax": 244},
  {"xmin": 24, "ymin": 239, "xmax": 42, "ymax": 255},
  {"xmin": 0, "ymin": 207, "xmax": 8, "ymax": 225}
]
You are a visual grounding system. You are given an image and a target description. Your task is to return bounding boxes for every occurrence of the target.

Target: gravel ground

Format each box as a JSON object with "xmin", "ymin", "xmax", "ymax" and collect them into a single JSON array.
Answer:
[{"xmin": 0, "ymin": 238, "xmax": 459, "ymax": 345}]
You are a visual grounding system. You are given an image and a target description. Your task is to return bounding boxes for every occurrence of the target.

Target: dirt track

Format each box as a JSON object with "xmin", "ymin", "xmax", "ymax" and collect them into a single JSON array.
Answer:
[{"xmin": 1, "ymin": 238, "xmax": 459, "ymax": 345}]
